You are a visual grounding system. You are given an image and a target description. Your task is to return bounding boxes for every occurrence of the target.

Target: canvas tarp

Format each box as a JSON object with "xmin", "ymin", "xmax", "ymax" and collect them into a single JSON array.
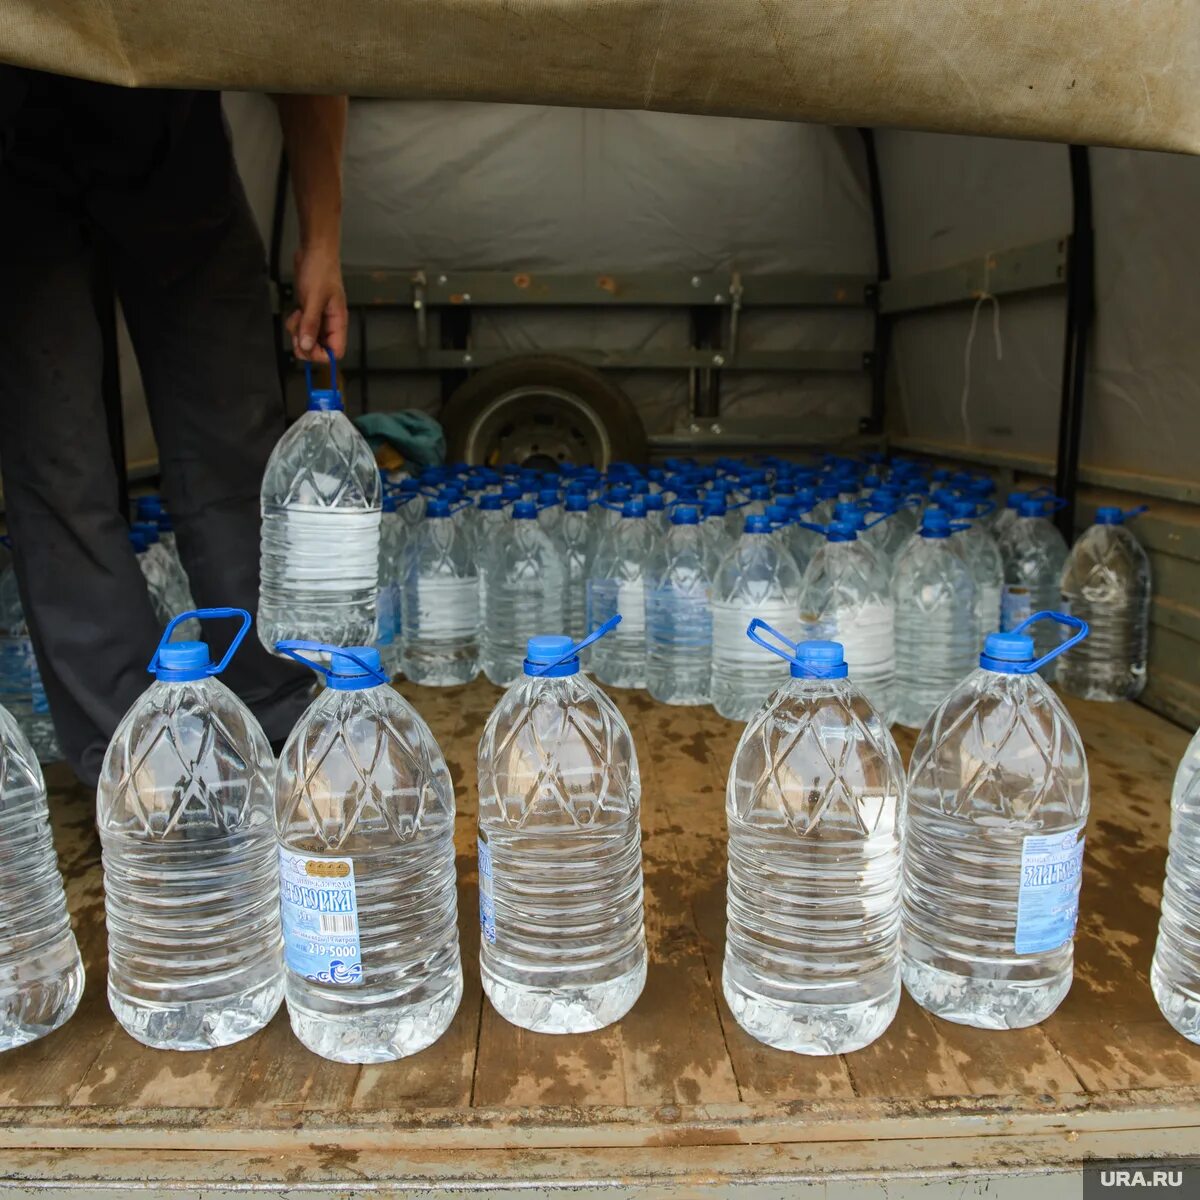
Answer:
[{"xmin": 2, "ymin": 0, "xmax": 1198, "ymax": 155}]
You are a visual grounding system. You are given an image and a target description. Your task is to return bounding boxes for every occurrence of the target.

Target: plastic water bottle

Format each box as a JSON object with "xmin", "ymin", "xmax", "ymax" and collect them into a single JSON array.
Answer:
[
  {"xmin": 862, "ymin": 489, "xmax": 917, "ymax": 568},
  {"xmin": 998, "ymin": 499, "xmax": 1069, "ymax": 671},
  {"xmin": 1058, "ymin": 506, "xmax": 1151, "ymax": 702},
  {"xmin": 97, "ymin": 609, "xmax": 284, "ymax": 1049},
  {"xmin": 132, "ymin": 524, "xmax": 202, "ymax": 641},
  {"xmin": 400, "ymin": 497, "xmax": 479, "ymax": 686},
  {"xmin": 701, "ymin": 495, "xmax": 735, "ymax": 568},
  {"xmin": 992, "ymin": 489, "xmax": 1040, "ymax": 541},
  {"xmin": 477, "ymin": 619, "xmax": 646, "ymax": 1032},
  {"xmin": 1151, "ymin": 724, "xmax": 1200, "ymax": 1043},
  {"xmin": 395, "ymin": 479, "xmax": 428, "ymax": 532},
  {"xmin": 0, "ymin": 702, "xmax": 83, "ymax": 1051},
  {"xmin": 902, "ymin": 612, "xmax": 1090, "ymax": 1029},
  {"xmin": 891, "ymin": 509, "xmax": 978, "ymax": 730},
  {"xmin": 554, "ymin": 493, "xmax": 592, "ymax": 642},
  {"xmin": 375, "ymin": 491, "xmax": 405, "ymax": 678},
  {"xmin": 0, "ymin": 563, "xmax": 59, "ymax": 762},
  {"xmin": 536, "ymin": 489, "xmax": 563, "ymax": 542},
  {"xmin": 259, "ymin": 352, "xmax": 382, "ymax": 655},
  {"xmin": 274, "ymin": 643, "xmax": 461, "ymax": 1061},
  {"xmin": 645, "ymin": 505, "xmax": 712, "ymax": 705},
  {"xmin": 483, "ymin": 502, "xmax": 567, "ymax": 687},
  {"xmin": 798, "ymin": 521, "xmax": 895, "ymax": 721},
  {"xmin": 946, "ymin": 498, "xmax": 1004, "ymax": 638},
  {"xmin": 711, "ymin": 516, "xmax": 803, "ymax": 721},
  {"xmin": 724, "ymin": 625, "xmax": 904, "ymax": 1054},
  {"xmin": 588, "ymin": 499, "xmax": 652, "ymax": 689}
]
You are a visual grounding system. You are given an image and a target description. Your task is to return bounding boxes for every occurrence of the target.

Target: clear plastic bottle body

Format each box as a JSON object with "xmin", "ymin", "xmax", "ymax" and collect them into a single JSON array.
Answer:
[
  {"xmin": 400, "ymin": 515, "xmax": 480, "ymax": 686},
  {"xmin": 473, "ymin": 505, "xmax": 511, "ymax": 618},
  {"xmin": 645, "ymin": 522, "xmax": 712, "ymax": 706},
  {"xmin": 375, "ymin": 508, "xmax": 406, "ymax": 678},
  {"xmin": 783, "ymin": 523, "xmax": 825, "ymax": 578},
  {"xmin": 891, "ymin": 536, "xmax": 978, "ymax": 730},
  {"xmin": 554, "ymin": 509, "xmax": 592, "ymax": 641},
  {"xmin": 710, "ymin": 533, "xmax": 802, "ymax": 721},
  {"xmin": 258, "ymin": 408, "xmax": 382, "ymax": 653},
  {"xmin": 959, "ymin": 520, "xmax": 1004, "ymax": 637},
  {"xmin": 724, "ymin": 674, "xmax": 905, "ymax": 1054},
  {"xmin": 137, "ymin": 538, "xmax": 202, "ymax": 641},
  {"xmin": 276, "ymin": 684, "xmax": 461, "ymax": 1062},
  {"xmin": 998, "ymin": 515, "xmax": 1069, "ymax": 670},
  {"xmin": 1058, "ymin": 523, "xmax": 1151, "ymax": 701},
  {"xmin": 477, "ymin": 671, "xmax": 646, "ymax": 1033},
  {"xmin": 97, "ymin": 676, "xmax": 283, "ymax": 1049},
  {"xmin": 0, "ymin": 704, "xmax": 83, "ymax": 1051},
  {"xmin": 587, "ymin": 517, "xmax": 653, "ymax": 689},
  {"xmin": 862, "ymin": 508, "xmax": 918, "ymax": 570},
  {"xmin": 1152, "ymin": 725, "xmax": 1200, "ymax": 1043},
  {"xmin": 798, "ymin": 541, "xmax": 895, "ymax": 722},
  {"xmin": 0, "ymin": 567, "xmax": 59, "ymax": 762},
  {"xmin": 483, "ymin": 520, "xmax": 567, "ymax": 687},
  {"xmin": 902, "ymin": 668, "xmax": 1088, "ymax": 1029}
]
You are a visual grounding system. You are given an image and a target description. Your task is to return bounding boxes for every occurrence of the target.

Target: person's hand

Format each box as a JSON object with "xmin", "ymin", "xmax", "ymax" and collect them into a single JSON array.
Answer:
[{"xmin": 287, "ymin": 242, "xmax": 348, "ymax": 363}]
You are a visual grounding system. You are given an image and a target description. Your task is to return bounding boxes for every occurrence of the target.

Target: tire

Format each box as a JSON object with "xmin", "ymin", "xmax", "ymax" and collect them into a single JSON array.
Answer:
[{"xmin": 441, "ymin": 355, "xmax": 647, "ymax": 469}]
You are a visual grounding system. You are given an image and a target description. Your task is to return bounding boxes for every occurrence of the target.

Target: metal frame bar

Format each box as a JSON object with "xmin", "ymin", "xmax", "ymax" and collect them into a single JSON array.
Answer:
[
  {"xmin": 860, "ymin": 127, "xmax": 890, "ymax": 435},
  {"xmin": 1054, "ymin": 145, "xmax": 1094, "ymax": 538}
]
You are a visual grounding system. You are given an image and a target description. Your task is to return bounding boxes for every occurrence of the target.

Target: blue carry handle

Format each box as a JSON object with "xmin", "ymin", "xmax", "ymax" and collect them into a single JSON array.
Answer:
[
  {"xmin": 525, "ymin": 615, "xmax": 622, "ymax": 677},
  {"xmin": 275, "ymin": 640, "xmax": 390, "ymax": 687},
  {"xmin": 1009, "ymin": 611, "xmax": 1089, "ymax": 674},
  {"xmin": 147, "ymin": 607, "xmax": 251, "ymax": 677},
  {"xmin": 303, "ymin": 346, "xmax": 342, "ymax": 411}
]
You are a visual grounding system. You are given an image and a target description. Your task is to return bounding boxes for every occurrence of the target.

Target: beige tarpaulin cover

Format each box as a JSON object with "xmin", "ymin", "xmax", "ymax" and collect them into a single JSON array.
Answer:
[{"xmin": 2, "ymin": 0, "xmax": 1198, "ymax": 153}]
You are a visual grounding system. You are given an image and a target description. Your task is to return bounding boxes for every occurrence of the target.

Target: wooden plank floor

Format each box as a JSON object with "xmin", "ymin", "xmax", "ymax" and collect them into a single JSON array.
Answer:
[{"xmin": 2, "ymin": 679, "xmax": 1198, "ymax": 1187}]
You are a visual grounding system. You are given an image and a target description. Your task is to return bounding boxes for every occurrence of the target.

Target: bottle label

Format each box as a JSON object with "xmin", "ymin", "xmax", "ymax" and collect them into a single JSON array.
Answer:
[
  {"xmin": 278, "ymin": 848, "xmax": 364, "ymax": 986},
  {"xmin": 376, "ymin": 582, "xmax": 401, "ymax": 645},
  {"xmin": 414, "ymin": 577, "xmax": 479, "ymax": 638},
  {"xmin": 477, "ymin": 836, "xmax": 496, "ymax": 944},
  {"xmin": 1015, "ymin": 829, "xmax": 1085, "ymax": 954},
  {"xmin": 1001, "ymin": 584, "xmax": 1033, "ymax": 631}
]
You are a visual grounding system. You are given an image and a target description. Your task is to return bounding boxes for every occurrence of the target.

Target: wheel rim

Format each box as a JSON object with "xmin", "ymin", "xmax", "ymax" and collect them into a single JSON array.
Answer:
[{"xmin": 461, "ymin": 385, "xmax": 613, "ymax": 469}]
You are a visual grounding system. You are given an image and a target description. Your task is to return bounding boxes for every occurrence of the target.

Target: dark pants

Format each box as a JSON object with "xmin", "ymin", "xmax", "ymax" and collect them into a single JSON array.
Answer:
[{"xmin": 0, "ymin": 71, "xmax": 311, "ymax": 785}]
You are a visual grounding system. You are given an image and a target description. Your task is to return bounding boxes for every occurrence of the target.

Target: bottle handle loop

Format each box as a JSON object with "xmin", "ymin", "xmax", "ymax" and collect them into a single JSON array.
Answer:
[
  {"xmin": 1010, "ymin": 610, "xmax": 1090, "ymax": 673},
  {"xmin": 745, "ymin": 618, "xmax": 801, "ymax": 664},
  {"xmin": 526, "ymin": 615, "xmax": 622, "ymax": 677},
  {"xmin": 302, "ymin": 345, "xmax": 338, "ymax": 399},
  {"xmin": 148, "ymin": 607, "xmax": 251, "ymax": 677},
  {"xmin": 274, "ymin": 640, "xmax": 390, "ymax": 686}
]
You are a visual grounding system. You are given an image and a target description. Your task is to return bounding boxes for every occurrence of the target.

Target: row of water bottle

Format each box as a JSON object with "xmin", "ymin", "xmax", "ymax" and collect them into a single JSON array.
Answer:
[{"xmin": 11, "ymin": 604, "xmax": 1198, "ymax": 1063}]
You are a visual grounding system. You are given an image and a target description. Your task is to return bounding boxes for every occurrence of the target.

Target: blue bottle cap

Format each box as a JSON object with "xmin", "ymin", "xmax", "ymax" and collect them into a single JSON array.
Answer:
[
  {"xmin": 154, "ymin": 640, "xmax": 211, "ymax": 681},
  {"xmin": 744, "ymin": 515, "xmax": 771, "ymax": 534},
  {"xmin": 826, "ymin": 520, "xmax": 857, "ymax": 542},
  {"xmin": 133, "ymin": 520, "xmax": 160, "ymax": 544},
  {"xmin": 381, "ymin": 491, "xmax": 397, "ymax": 513},
  {"xmin": 1095, "ymin": 506, "xmax": 1124, "ymax": 525},
  {"xmin": 524, "ymin": 634, "xmax": 577, "ymax": 677},
  {"xmin": 500, "ymin": 482, "xmax": 523, "ymax": 501},
  {"xmin": 478, "ymin": 493, "xmax": 504, "ymax": 511},
  {"xmin": 920, "ymin": 509, "xmax": 953, "ymax": 538},
  {"xmin": 327, "ymin": 646, "xmax": 386, "ymax": 690},
  {"xmin": 136, "ymin": 495, "xmax": 163, "ymax": 519},
  {"xmin": 621, "ymin": 498, "xmax": 647, "ymax": 519},
  {"xmin": 427, "ymin": 498, "xmax": 452, "ymax": 518},
  {"xmin": 980, "ymin": 630, "xmax": 1035, "ymax": 671},
  {"xmin": 764, "ymin": 504, "xmax": 789, "ymax": 524},
  {"xmin": 564, "ymin": 494, "xmax": 589, "ymax": 513},
  {"xmin": 609, "ymin": 484, "xmax": 632, "ymax": 502},
  {"xmin": 750, "ymin": 483, "xmax": 771, "ymax": 501},
  {"xmin": 644, "ymin": 493, "xmax": 665, "ymax": 512},
  {"xmin": 512, "ymin": 501, "xmax": 537, "ymax": 519},
  {"xmin": 792, "ymin": 640, "xmax": 848, "ymax": 679},
  {"xmin": 671, "ymin": 505, "xmax": 700, "ymax": 525},
  {"xmin": 538, "ymin": 488, "xmax": 560, "ymax": 506},
  {"xmin": 1018, "ymin": 497, "xmax": 1048, "ymax": 518}
]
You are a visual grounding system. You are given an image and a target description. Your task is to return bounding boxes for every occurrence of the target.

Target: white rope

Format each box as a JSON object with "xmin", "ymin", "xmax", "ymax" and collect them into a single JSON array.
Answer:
[{"xmin": 960, "ymin": 253, "xmax": 1003, "ymax": 445}]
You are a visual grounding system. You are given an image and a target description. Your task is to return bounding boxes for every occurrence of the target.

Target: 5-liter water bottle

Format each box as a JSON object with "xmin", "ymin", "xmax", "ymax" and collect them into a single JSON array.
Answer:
[
  {"xmin": 724, "ymin": 624, "xmax": 904, "ymax": 1054},
  {"xmin": 902, "ymin": 613, "xmax": 1090, "ymax": 1029},
  {"xmin": 97, "ymin": 609, "xmax": 283, "ymax": 1049},
  {"xmin": 1058, "ymin": 506, "xmax": 1151, "ymax": 702},
  {"xmin": 0, "ymin": 702, "xmax": 83, "ymax": 1051},
  {"xmin": 711, "ymin": 516, "xmax": 803, "ymax": 721},
  {"xmin": 645, "ymin": 505, "xmax": 712, "ymax": 705},
  {"xmin": 259, "ymin": 351, "xmax": 382, "ymax": 655},
  {"xmin": 274, "ymin": 643, "xmax": 461, "ymax": 1061},
  {"xmin": 483, "ymin": 502, "xmax": 567, "ymax": 687},
  {"xmin": 477, "ymin": 619, "xmax": 646, "ymax": 1032},
  {"xmin": 798, "ymin": 521, "xmax": 895, "ymax": 722},
  {"xmin": 401, "ymin": 497, "xmax": 479, "ymax": 686},
  {"xmin": 554, "ymin": 493, "xmax": 592, "ymax": 641},
  {"xmin": 1151, "ymin": 724, "xmax": 1200, "ymax": 1043},
  {"xmin": 0, "ymin": 561, "xmax": 59, "ymax": 762},
  {"xmin": 998, "ymin": 500, "xmax": 1069, "ymax": 670},
  {"xmin": 891, "ymin": 509, "xmax": 978, "ymax": 730},
  {"xmin": 588, "ymin": 499, "xmax": 652, "ymax": 689},
  {"xmin": 945, "ymin": 498, "xmax": 1004, "ymax": 638},
  {"xmin": 375, "ymin": 491, "xmax": 405, "ymax": 678}
]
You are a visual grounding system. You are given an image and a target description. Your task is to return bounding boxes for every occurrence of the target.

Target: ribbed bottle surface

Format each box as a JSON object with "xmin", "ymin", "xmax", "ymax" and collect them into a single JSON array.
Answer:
[
  {"xmin": 376, "ymin": 509, "xmax": 405, "ymax": 678},
  {"xmin": 400, "ymin": 517, "xmax": 479, "ymax": 686},
  {"xmin": 97, "ymin": 677, "xmax": 283, "ymax": 1049},
  {"xmin": 554, "ymin": 510, "xmax": 592, "ymax": 642},
  {"xmin": 645, "ymin": 523, "xmax": 712, "ymax": 706},
  {"xmin": 799, "ymin": 541, "xmax": 895, "ymax": 722},
  {"xmin": 478, "ymin": 672, "xmax": 646, "ymax": 1033},
  {"xmin": 724, "ymin": 676, "xmax": 904, "ymax": 1054},
  {"xmin": 483, "ymin": 521, "xmax": 567, "ymax": 687},
  {"xmin": 902, "ymin": 669, "xmax": 1088, "ymax": 1029},
  {"xmin": 710, "ymin": 534, "xmax": 802, "ymax": 721},
  {"xmin": 587, "ymin": 518, "xmax": 654, "ymax": 689},
  {"xmin": 891, "ymin": 537, "xmax": 978, "ymax": 729},
  {"xmin": 258, "ymin": 409, "xmax": 382, "ymax": 653},
  {"xmin": 998, "ymin": 516, "xmax": 1068, "ymax": 675},
  {"xmin": 1058, "ymin": 523, "xmax": 1151, "ymax": 701},
  {"xmin": 1151, "ymin": 725, "xmax": 1200, "ymax": 1043},
  {"xmin": 0, "ymin": 705, "xmax": 83, "ymax": 1051},
  {"xmin": 276, "ymin": 685, "xmax": 461, "ymax": 1062},
  {"xmin": 959, "ymin": 522, "xmax": 1004, "ymax": 637}
]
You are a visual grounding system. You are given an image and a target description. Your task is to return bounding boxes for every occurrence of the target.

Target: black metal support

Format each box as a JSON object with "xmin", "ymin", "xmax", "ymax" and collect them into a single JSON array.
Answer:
[
  {"xmin": 1054, "ymin": 145, "xmax": 1094, "ymax": 539},
  {"xmin": 91, "ymin": 256, "xmax": 127, "ymax": 517},
  {"xmin": 859, "ymin": 127, "xmax": 890, "ymax": 436},
  {"xmin": 689, "ymin": 305, "xmax": 722, "ymax": 419}
]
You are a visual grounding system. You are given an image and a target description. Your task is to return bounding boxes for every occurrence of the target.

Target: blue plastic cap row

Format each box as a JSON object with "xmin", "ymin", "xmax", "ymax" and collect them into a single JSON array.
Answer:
[
  {"xmin": 478, "ymin": 494, "xmax": 504, "ymax": 511},
  {"xmin": 671, "ymin": 505, "xmax": 700, "ymax": 525},
  {"xmin": 920, "ymin": 509, "xmax": 953, "ymax": 538},
  {"xmin": 744, "ymin": 514, "xmax": 771, "ymax": 534},
  {"xmin": 564, "ymin": 494, "xmax": 589, "ymax": 513},
  {"xmin": 512, "ymin": 500, "xmax": 537, "ymax": 520}
]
